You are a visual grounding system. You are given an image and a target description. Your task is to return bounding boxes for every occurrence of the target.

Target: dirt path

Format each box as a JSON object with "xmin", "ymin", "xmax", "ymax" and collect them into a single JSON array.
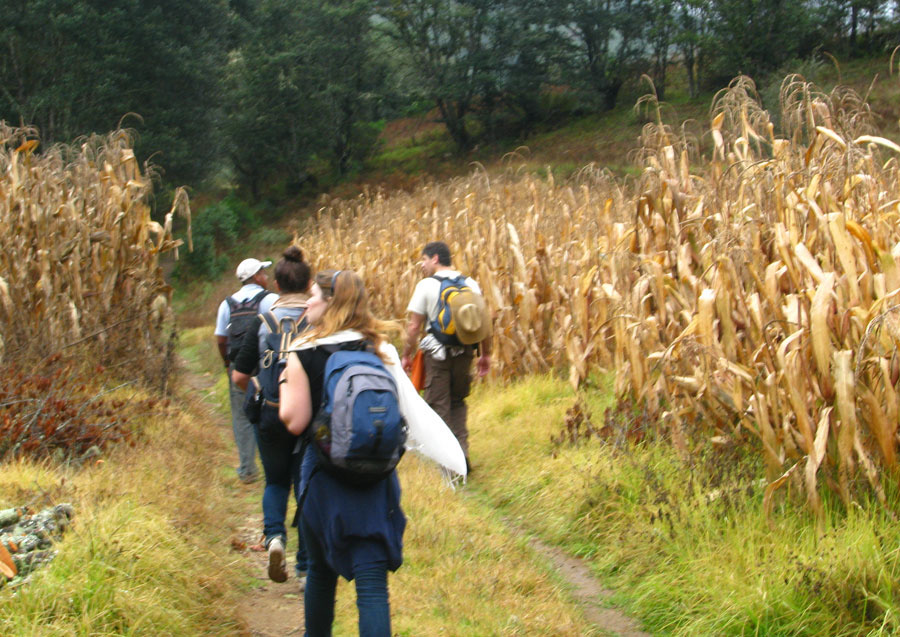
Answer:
[
  {"xmin": 524, "ymin": 536, "xmax": 650, "ymax": 636},
  {"xmin": 180, "ymin": 361, "xmax": 303, "ymax": 636},
  {"xmin": 183, "ymin": 358, "xmax": 648, "ymax": 635}
]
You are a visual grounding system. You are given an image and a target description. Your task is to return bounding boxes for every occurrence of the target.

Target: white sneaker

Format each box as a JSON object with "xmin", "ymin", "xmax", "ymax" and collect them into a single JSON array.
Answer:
[{"xmin": 267, "ymin": 537, "xmax": 287, "ymax": 583}]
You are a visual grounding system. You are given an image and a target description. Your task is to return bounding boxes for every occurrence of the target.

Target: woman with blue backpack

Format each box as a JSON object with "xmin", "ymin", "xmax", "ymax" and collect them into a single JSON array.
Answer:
[
  {"xmin": 279, "ymin": 269, "xmax": 406, "ymax": 637},
  {"xmin": 232, "ymin": 245, "xmax": 312, "ymax": 587}
]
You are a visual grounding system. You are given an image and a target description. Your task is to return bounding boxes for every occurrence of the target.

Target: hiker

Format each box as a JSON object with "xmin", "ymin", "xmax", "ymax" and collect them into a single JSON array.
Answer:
[
  {"xmin": 215, "ymin": 257, "xmax": 277, "ymax": 484},
  {"xmin": 279, "ymin": 270, "xmax": 406, "ymax": 637},
  {"xmin": 231, "ymin": 246, "xmax": 312, "ymax": 588},
  {"xmin": 401, "ymin": 241, "xmax": 491, "ymax": 473}
]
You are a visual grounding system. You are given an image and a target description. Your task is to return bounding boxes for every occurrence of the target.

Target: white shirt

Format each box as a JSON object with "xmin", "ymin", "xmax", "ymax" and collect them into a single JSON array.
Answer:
[
  {"xmin": 214, "ymin": 284, "xmax": 277, "ymax": 337},
  {"xmin": 406, "ymin": 270, "xmax": 481, "ymax": 323}
]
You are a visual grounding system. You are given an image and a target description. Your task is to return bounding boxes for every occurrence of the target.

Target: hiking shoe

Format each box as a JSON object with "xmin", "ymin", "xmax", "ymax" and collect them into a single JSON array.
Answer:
[
  {"xmin": 267, "ymin": 537, "xmax": 287, "ymax": 583},
  {"xmin": 238, "ymin": 472, "xmax": 259, "ymax": 484}
]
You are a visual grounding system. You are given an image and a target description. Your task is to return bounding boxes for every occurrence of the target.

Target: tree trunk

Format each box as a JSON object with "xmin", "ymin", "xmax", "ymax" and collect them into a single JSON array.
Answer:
[
  {"xmin": 436, "ymin": 98, "xmax": 472, "ymax": 152},
  {"xmin": 601, "ymin": 79, "xmax": 622, "ymax": 111}
]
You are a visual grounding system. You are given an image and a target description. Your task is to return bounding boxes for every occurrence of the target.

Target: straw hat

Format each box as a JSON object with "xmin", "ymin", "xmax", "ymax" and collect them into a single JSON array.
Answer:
[{"xmin": 450, "ymin": 291, "xmax": 490, "ymax": 344}]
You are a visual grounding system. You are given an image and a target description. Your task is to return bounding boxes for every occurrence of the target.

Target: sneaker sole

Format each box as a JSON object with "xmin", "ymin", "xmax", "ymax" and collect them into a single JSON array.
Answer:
[{"xmin": 267, "ymin": 544, "xmax": 287, "ymax": 583}]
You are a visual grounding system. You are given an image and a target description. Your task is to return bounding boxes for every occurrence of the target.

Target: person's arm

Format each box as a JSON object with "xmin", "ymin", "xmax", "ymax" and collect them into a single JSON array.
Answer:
[
  {"xmin": 216, "ymin": 336, "xmax": 229, "ymax": 369},
  {"xmin": 231, "ymin": 316, "xmax": 263, "ymax": 390},
  {"xmin": 401, "ymin": 312, "xmax": 425, "ymax": 373},
  {"xmin": 279, "ymin": 353, "xmax": 313, "ymax": 435},
  {"xmin": 476, "ymin": 336, "xmax": 492, "ymax": 377}
]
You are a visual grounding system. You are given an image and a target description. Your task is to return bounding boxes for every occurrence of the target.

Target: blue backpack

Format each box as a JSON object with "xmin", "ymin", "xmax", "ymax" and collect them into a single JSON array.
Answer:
[{"xmin": 309, "ymin": 345, "xmax": 407, "ymax": 485}]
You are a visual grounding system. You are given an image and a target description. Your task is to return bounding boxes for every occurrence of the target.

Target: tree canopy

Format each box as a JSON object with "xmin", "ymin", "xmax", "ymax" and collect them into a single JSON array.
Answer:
[{"xmin": 0, "ymin": 0, "xmax": 895, "ymax": 195}]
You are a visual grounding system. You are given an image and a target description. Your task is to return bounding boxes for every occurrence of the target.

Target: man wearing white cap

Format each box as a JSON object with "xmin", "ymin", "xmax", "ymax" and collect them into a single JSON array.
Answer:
[
  {"xmin": 401, "ymin": 241, "xmax": 491, "ymax": 473},
  {"xmin": 215, "ymin": 258, "xmax": 278, "ymax": 483}
]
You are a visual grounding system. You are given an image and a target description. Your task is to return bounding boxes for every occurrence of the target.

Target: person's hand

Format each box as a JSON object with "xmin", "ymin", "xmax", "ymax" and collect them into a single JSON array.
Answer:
[
  {"xmin": 476, "ymin": 354, "xmax": 491, "ymax": 377},
  {"xmin": 401, "ymin": 355, "xmax": 413, "ymax": 374}
]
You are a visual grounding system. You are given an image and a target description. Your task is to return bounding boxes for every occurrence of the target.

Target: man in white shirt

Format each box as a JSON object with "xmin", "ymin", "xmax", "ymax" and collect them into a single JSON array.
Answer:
[
  {"xmin": 215, "ymin": 258, "xmax": 277, "ymax": 483},
  {"xmin": 401, "ymin": 242, "xmax": 491, "ymax": 472}
]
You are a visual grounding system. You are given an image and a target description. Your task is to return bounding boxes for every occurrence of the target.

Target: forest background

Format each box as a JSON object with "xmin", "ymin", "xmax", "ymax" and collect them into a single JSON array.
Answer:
[{"xmin": 3, "ymin": 0, "xmax": 895, "ymax": 202}]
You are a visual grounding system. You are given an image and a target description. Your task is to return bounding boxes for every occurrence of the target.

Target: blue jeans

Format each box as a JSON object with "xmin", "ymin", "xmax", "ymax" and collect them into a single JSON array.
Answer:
[
  {"xmin": 228, "ymin": 368, "xmax": 258, "ymax": 479},
  {"xmin": 301, "ymin": 518, "xmax": 390, "ymax": 637},
  {"xmin": 254, "ymin": 408, "xmax": 307, "ymax": 572}
]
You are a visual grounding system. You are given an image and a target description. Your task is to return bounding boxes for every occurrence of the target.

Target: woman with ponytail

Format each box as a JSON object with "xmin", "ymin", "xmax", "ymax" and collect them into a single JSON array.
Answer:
[{"xmin": 232, "ymin": 245, "xmax": 312, "ymax": 586}]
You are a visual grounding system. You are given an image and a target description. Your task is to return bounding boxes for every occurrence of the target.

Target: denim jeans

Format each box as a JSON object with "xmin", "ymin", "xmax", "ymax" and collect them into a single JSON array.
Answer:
[
  {"xmin": 254, "ymin": 408, "xmax": 307, "ymax": 572},
  {"xmin": 228, "ymin": 367, "xmax": 258, "ymax": 479},
  {"xmin": 301, "ymin": 518, "xmax": 390, "ymax": 637}
]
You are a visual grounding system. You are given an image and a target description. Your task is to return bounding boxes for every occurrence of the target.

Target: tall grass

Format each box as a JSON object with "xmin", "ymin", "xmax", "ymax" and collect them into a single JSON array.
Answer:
[
  {"xmin": 294, "ymin": 73, "xmax": 900, "ymax": 513},
  {"xmin": 0, "ymin": 370, "xmax": 246, "ymax": 635},
  {"xmin": 469, "ymin": 374, "xmax": 900, "ymax": 635}
]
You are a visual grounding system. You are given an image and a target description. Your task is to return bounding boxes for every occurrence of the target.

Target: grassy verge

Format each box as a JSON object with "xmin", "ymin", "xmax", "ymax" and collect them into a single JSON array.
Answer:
[
  {"xmin": 467, "ymin": 374, "xmax": 900, "ymax": 636},
  {"xmin": 0, "ymin": 335, "xmax": 249, "ymax": 635}
]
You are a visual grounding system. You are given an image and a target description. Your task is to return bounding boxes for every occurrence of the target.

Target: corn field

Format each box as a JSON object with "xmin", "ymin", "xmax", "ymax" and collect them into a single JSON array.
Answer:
[
  {"xmin": 0, "ymin": 124, "xmax": 190, "ymax": 381},
  {"xmin": 298, "ymin": 76, "xmax": 900, "ymax": 514}
]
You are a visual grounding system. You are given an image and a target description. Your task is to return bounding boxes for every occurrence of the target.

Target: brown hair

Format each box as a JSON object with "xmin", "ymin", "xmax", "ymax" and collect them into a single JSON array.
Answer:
[
  {"xmin": 302, "ymin": 269, "xmax": 398, "ymax": 359},
  {"xmin": 273, "ymin": 245, "xmax": 311, "ymax": 293}
]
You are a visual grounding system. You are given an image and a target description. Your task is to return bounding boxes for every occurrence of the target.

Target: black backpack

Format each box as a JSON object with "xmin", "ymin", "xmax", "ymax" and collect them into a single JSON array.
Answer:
[
  {"xmin": 244, "ymin": 310, "xmax": 307, "ymax": 425},
  {"xmin": 225, "ymin": 290, "xmax": 269, "ymax": 362}
]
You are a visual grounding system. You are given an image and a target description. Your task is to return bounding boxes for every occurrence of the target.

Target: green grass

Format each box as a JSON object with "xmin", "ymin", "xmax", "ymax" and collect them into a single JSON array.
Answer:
[
  {"xmin": 467, "ymin": 375, "xmax": 900, "ymax": 636},
  {"xmin": 0, "ymin": 380, "xmax": 247, "ymax": 635}
]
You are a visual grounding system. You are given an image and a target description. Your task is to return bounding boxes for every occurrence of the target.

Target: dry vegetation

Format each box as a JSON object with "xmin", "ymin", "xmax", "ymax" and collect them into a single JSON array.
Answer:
[
  {"xmin": 297, "ymin": 75, "xmax": 900, "ymax": 515},
  {"xmin": 0, "ymin": 123, "xmax": 189, "ymax": 376},
  {"xmin": 0, "ymin": 124, "xmax": 189, "ymax": 461}
]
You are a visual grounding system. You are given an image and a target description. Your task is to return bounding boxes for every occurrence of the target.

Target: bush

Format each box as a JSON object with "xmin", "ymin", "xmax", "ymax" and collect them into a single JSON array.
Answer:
[{"xmin": 175, "ymin": 195, "xmax": 258, "ymax": 281}]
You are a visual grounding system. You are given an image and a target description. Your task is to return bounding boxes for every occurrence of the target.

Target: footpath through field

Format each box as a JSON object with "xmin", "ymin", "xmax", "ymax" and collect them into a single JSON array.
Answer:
[{"xmin": 182, "ymin": 328, "xmax": 648, "ymax": 635}]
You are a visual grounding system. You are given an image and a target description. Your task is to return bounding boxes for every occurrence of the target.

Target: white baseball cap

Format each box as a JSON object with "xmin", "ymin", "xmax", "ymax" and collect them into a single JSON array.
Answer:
[{"xmin": 236, "ymin": 258, "xmax": 272, "ymax": 281}]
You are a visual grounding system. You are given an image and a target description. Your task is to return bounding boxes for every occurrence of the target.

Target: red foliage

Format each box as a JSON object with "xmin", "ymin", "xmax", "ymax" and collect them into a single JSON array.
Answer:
[{"xmin": 0, "ymin": 355, "xmax": 158, "ymax": 462}]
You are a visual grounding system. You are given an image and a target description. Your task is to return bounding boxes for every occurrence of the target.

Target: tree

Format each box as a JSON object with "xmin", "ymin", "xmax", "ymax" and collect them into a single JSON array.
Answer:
[
  {"xmin": 647, "ymin": 0, "xmax": 677, "ymax": 100},
  {"xmin": 0, "ymin": 0, "xmax": 228, "ymax": 186},
  {"xmin": 555, "ymin": 0, "xmax": 649, "ymax": 111},
  {"xmin": 672, "ymin": 0, "xmax": 713, "ymax": 98},
  {"xmin": 222, "ymin": 0, "xmax": 323, "ymax": 198},
  {"xmin": 376, "ymin": 0, "xmax": 501, "ymax": 152},
  {"xmin": 300, "ymin": 0, "xmax": 388, "ymax": 176},
  {"xmin": 706, "ymin": 0, "xmax": 815, "ymax": 83}
]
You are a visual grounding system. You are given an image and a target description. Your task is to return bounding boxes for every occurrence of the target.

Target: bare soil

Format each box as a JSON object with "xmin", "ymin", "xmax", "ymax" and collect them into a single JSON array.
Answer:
[
  {"xmin": 231, "ymin": 510, "xmax": 304, "ymax": 637},
  {"xmin": 525, "ymin": 536, "xmax": 650, "ymax": 636}
]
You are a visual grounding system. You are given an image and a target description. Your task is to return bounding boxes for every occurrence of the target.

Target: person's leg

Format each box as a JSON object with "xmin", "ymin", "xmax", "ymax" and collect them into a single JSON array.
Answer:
[
  {"xmin": 292, "ymin": 449, "xmax": 308, "ymax": 577},
  {"xmin": 254, "ymin": 414, "xmax": 293, "ymax": 542},
  {"xmin": 228, "ymin": 369, "xmax": 258, "ymax": 481},
  {"xmin": 423, "ymin": 353, "xmax": 452, "ymax": 425},
  {"xmin": 302, "ymin": 517, "xmax": 337, "ymax": 636},
  {"xmin": 353, "ymin": 563, "xmax": 390, "ymax": 637},
  {"xmin": 447, "ymin": 349, "xmax": 474, "ymax": 457}
]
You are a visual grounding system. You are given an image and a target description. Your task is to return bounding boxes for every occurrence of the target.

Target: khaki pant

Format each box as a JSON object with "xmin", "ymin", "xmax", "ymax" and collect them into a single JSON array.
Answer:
[{"xmin": 424, "ymin": 347, "xmax": 474, "ymax": 457}]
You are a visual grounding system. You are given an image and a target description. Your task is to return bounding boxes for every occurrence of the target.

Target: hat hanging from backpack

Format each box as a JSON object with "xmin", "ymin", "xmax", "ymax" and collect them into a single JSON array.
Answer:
[{"xmin": 449, "ymin": 290, "xmax": 490, "ymax": 345}]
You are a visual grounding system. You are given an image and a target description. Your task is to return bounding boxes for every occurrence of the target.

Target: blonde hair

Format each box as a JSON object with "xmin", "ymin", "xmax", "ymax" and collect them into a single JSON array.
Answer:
[{"xmin": 296, "ymin": 269, "xmax": 398, "ymax": 358}]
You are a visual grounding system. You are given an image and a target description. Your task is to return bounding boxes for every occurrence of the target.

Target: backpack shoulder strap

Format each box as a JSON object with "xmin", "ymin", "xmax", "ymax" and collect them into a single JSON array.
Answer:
[
  {"xmin": 225, "ymin": 296, "xmax": 239, "ymax": 310},
  {"xmin": 432, "ymin": 274, "xmax": 467, "ymax": 288},
  {"xmin": 260, "ymin": 311, "xmax": 279, "ymax": 334},
  {"xmin": 251, "ymin": 289, "xmax": 270, "ymax": 306}
]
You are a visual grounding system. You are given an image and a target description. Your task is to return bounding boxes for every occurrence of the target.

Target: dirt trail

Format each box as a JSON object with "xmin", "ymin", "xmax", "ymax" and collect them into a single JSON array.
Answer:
[
  {"xmin": 183, "ymin": 358, "xmax": 649, "ymax": 635},
  {"xmin": 180, "ymin": 362, "xmax": 303, "ymax": 636},
  {"xmin": 524, "ymin": 536, "xmax": 650, "ymax": 636}
]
